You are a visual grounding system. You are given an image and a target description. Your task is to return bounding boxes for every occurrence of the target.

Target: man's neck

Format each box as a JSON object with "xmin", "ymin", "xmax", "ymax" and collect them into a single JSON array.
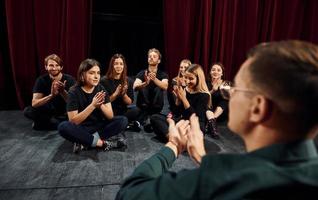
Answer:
[
  {"xmin": 243, "ymin": 125, "xmax": 303, "ymax": 152},
  {"xmin": 148, "ymin": 65, "xmax": 158, "ymax": 73},
  {"xmin": 50, "ymin": 73, "xmax": 63, "ymax": 81}
]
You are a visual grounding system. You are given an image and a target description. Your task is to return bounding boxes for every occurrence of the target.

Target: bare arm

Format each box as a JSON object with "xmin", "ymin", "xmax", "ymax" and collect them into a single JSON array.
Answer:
[
  {"xmin": 152, "ymin": 78, "xmax": 168, "ymax": 90},
  {"xmin": 67, "ymin": 104, "xmax": 96, "ymax": 125},
  {"xmin": 133, "ymin": 78, "xmax": 149, "ymax": 91},
  {"xmin": 68, "ymin": 91, "xmax": 105, "ymax": 124},
  {"xmin": 100, "ymin": 102, "xmax": 114, "ymax": 120},
  {"xmin": 31, "ymin": 93, "xmax": 54, "ymax": 108}
]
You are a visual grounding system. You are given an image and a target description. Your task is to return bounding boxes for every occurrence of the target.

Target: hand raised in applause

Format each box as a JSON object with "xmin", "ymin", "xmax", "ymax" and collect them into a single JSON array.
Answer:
[
  {"xmin": 91, "ymin": 91, "xmax": 106, "ymax": 108},
  {"xmin": 121, "ymin": 84, "xmax": 128, "ymax": 96},
  {"xmin": 187, "ymin": 114, "xmax": 206, "ymax": 165},
  {"xmin": 167, "ymin": 117, "xmax": 190, "ymax": 155},
  {"xmin": 173, "ymin": 85, "xmax": 187, "ymax": 101},
  {"xmin": 51, "ymin": 80, "xmax": 60, "ymax": 96},
  {"xmin": 114, "ymin": 84, "xmax": 123, "ymax": 97}
]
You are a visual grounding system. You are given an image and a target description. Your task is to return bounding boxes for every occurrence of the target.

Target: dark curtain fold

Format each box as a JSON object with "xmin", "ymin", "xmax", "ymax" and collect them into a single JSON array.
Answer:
[
  {"xmin": 163, "ymin": 0, "xmax": 318, "ymax": 80},
  {"xmin": 3, "ymin": 0, "xmax": 91, "ymax": 109}
]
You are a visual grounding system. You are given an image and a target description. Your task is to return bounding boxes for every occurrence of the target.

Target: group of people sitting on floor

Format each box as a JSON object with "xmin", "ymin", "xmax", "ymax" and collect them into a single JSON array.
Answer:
[
  {"xmin": 23, "ymin": 48, "xmax": 228, "ymax": 152},
  {"xmin": 23, "ymin": 41, "xmax": 318, "ymax": 198}
]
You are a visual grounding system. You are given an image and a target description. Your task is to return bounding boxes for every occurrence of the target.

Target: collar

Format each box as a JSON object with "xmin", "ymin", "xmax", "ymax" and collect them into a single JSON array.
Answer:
[{"xmin": 248, "ymin": 139, "xmax": 318, "ymax": 163}]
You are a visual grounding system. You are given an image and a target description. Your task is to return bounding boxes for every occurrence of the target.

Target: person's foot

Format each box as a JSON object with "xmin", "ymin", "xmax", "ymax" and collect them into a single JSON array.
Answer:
[
  {"xmin": 143, "ymin": 123, "xmax": 153, "ymax": 133},
  {"xmin": 102, "ymin": 138, "xmax": 127, "ymax": 151},
  {"xmin": 126, "ymin": 121, "xmax": 141, "ymax": 132},
  {"xmin": 73, "ymin": 143, "xmax": 86, "ymax": 153}
]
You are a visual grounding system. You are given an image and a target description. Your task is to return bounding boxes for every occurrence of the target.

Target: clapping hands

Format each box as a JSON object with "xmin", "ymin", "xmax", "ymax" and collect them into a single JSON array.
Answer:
[
  {"xmin": 167, "ymin": 114, "xmax": 206, "ymax": 165},
  {"xmin": 51, "ymin": 80, "xmax": 67, "ymax": 96},
  {"xmin": 91, "ymin": 91, "xmax": 106, "ymax": 108}
]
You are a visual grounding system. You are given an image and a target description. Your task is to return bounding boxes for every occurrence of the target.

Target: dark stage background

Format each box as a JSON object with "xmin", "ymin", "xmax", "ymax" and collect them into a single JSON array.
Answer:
[{"xmin": 1, "ymin": 0, "xmax": 318, "ymax": 110}]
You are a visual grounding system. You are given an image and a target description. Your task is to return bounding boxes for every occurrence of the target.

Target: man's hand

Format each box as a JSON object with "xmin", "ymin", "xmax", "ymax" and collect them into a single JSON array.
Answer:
[
  {"xmin": 144, "ymin": 71, "xmax": 151, "ymax": 85},
  {"xmin": 148, "ymin": 71, "xmax": 157, "ymax": 81},
  {"xmin": 166, "ymin": 118, "xmax": 189, "ymax": 156},
  {"xmin": 51, "ymin": 80, "xmax": 59, "ymax": 96},
  {"xmin": 187, "ymin": 114, "xmax": 206, "ymax": 165},
  {"xmin": 56, "ymin": 80, "xmax": 67, "ymax": 93}
]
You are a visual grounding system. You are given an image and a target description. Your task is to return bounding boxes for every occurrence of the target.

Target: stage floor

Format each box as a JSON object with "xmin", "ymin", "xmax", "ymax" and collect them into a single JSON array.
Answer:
[{"xmin": 0, "ymin": 110, "xmax": 245, "ymax": 200}]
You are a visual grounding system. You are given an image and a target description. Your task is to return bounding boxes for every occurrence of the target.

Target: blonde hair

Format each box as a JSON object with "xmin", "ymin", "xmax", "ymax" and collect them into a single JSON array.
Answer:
[{"xmin": 186, "ymin": 64, "xmax": 212, "ymax": 108}]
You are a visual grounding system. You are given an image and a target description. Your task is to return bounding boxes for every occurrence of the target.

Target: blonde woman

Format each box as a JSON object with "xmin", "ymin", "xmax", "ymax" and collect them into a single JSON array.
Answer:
[
  {"xmin": 168, "ymin": 59, "xmax": 192, "ymax": 118},
  {"xmin": 150, "ymin": 64, "xmax": 211, "ymax": 142}
]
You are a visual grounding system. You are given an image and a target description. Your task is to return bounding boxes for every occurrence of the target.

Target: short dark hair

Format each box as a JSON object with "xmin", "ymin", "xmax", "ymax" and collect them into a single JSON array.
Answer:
[
  {"xmin": 76, "ymin": 58, "xmax": 100, "ymax": 86},
  {"xmin": 247, "ymin": 40, "xmax": 318, "ymax": 132}
]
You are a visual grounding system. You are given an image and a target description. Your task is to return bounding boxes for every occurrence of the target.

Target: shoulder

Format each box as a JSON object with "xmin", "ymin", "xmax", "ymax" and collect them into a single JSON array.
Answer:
[
  {"xmin": 36, "ymin": 74, "xmax": 50, "ymax": 82},
  {"xmin": 63, "ymin": 73, "xmax": 75, "ymax": 80}
]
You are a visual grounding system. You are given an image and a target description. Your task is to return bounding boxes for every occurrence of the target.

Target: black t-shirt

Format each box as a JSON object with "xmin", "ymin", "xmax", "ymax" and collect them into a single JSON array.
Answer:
[
  {"xmin": 67, "ymin": 84, "xmax": 111, "ymax": 133},
  {"xmin": 177, "ymin": 91, "xmax": 210, "ymax": 131},
  {"xmin": 100, "ymin": 76, "xmax": 134, "ymax": 115},
  {"xmin": 33, "ymin": 73, "xmax": 75, "ymax": 113},
  {"xmin": 135, "ymin": 69, "xmax": 168, "ymax": 90},
  {"xmin": 206, "ymin": 81, "xmax": 228, "ymax": 120}
]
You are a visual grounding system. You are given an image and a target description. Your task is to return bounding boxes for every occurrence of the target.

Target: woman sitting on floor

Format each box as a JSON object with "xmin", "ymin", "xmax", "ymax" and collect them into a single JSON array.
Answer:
[
  {"xmin": 205, "ymin": 62, "xmax": 229, "ymax": 139},
  {"xmin": 58, "ymin": 58, "xmax": 128, "ymax": 153},
  {"xmin": 100, "ymin": 54, "xmax": 141, "ymax": 132},
  {"xmin": 150, "ymin": 64, "xmax": 211, "ymax": 142}
]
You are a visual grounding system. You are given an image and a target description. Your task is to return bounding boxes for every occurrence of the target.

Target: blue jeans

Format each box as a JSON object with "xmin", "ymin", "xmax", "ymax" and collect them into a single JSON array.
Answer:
[{"xmin": 58, "ymin": 116, "xmax": 128, "ymax": 146}]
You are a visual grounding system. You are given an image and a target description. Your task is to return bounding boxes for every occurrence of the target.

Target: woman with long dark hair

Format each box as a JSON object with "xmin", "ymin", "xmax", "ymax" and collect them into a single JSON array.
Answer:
[
  {"xmin": 100, "ymin": 54, "xmax": 141, "ymax": 131},
  {"xmin": 205, "ymin": 62, "xmax": 229, "ymax": 139}
]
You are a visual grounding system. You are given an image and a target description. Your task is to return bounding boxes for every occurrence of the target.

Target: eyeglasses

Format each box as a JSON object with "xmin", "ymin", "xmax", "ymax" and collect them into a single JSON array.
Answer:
[{"xmin": 220, "ymin": 84, "xmax": 255, "ymax": 100}]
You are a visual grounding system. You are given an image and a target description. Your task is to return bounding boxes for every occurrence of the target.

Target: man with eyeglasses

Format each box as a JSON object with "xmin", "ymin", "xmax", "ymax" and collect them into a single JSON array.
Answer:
[{"xmin": 116, "ymin": 41, "xmax": 318, "ymax": 199}]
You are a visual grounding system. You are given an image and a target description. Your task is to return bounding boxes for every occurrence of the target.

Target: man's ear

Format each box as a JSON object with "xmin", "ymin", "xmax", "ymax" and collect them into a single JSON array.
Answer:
[
  {"xmin": 249, "ymin": 95, "xmax": 272, "ymax": 123},
  {"xmin": 158, "ymin": 59, "xmax": 161, "ymax": 64}
]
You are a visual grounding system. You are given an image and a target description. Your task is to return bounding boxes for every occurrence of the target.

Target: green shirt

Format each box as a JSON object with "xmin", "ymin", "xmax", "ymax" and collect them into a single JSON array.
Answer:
[{"xmin": 116, "ymin": 140, "xmax": 318, "ymax": 199}]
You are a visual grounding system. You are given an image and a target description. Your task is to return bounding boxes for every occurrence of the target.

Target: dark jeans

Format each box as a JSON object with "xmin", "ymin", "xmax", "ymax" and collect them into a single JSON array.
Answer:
[
  {"xmin": 114, "ymin": 106, "xmax": 141, "ymax": 123},
  {"xmin": 58, "ymin": 116, "xmax": 128, "ymax": 146},
  {"xmin": 23, "ymin": 105, "xmax": 67, "ymax": 129},
  {"xmin": 150, "ymin": 114, "xmax": 169, "ymax": 140},
  {"xmin": 136, "ymin": 86, "xmax": 165, "ymax": 123}
]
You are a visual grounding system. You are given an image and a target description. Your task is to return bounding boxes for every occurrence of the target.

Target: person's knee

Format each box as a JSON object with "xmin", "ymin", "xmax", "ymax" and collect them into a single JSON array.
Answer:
[
  {"xmin": 23, "ymin": 106, "xmax": 35, "ymax": 119},
  {"xmin": 113, "ymin": 116, "xmax": 128, "ymax": 128},
  {"xmin": 57, "ymin": 121, "xmax": 71, "ymax": 136}
]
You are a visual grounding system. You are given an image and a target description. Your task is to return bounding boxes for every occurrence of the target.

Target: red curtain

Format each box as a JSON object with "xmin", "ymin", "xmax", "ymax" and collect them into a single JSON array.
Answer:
[
  {"xmin": 163, "ymin": 0, "xmax": 318, "ymax": 80},
  {"xmin": 3, "ymin": 0, "xmax": 91, "ymax": 109}
]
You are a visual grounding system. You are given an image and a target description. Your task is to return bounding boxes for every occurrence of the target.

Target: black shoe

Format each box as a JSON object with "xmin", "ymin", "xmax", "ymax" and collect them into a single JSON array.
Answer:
[
  {"xmin": 205, "ymin": 119, "xmax": 220, "ymax": 139},
  {"xmin": 102, "ymin": 139, "xmax": 127, "ymax": 151},
  {"xmin": 102, "ymin": 140, "xmax": 114, "ymax": 151},
  {"xmin": 126, "ymin": 121, "xmax": 141, "ymax": 132},
  {"xmin": 73, "ymin": 143, "xmax": 86, "ymax": 153},
  {"xmin": 144, "ymin": 123, "xmax": 153, "ymax": 133}
]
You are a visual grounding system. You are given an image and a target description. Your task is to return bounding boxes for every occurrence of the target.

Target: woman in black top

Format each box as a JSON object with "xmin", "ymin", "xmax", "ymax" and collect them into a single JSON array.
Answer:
[
  {"xmin": 58, "ymin": 59, "xmax": 128, "ymax": 153},
  {"xmin": 205, "ymin": 62, "xmax": 229, "ymax": 138},
  {"xmin": 168, "ymin": 59, "xmax": 192, "ymax": 118},
  {"xmin": 150, "ymin": 64, "xmax": 211, "ymax": 142},
  {"xmin": 100, "ymin": 54, "xmax": 141, "ymax": 131}
]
